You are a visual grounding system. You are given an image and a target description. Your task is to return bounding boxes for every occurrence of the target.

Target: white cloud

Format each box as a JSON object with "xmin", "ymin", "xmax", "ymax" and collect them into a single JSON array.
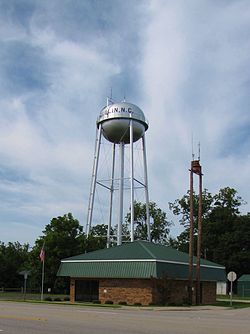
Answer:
[
  {"xmin": 0, "ymin": 1, "xmax": 123, "ymax": 244},
  {"xmin": 1, "ymin": 0, "xmax": 250, "ymax": 244},
  {"xmin": 139, "ymin": 0, "xmax": 250, "ymax": 236}
]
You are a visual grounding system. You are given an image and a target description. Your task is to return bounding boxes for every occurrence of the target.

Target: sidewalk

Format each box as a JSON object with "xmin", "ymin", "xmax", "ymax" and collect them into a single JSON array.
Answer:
[{"xmin": 121, "ymin": 305, "xmax": 228, "ymax": 311}]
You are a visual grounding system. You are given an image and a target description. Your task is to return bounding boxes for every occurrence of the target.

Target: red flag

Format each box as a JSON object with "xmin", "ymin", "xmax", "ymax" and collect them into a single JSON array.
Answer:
[{"xmin": 39, "ymin": 245, "xmax": 45, "ymax": 262}]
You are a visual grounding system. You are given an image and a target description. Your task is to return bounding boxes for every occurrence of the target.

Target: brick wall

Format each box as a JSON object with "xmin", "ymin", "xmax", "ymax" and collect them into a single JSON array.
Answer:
[
  {"xmin": 151, "ymin": 279, "xmax": 189, "ymax": 305},
  {"xmin": 202, "ymin": 281, "xmax": 216, "ymax": 304},
  {"xmin": 99, "ymin": 278, "xmax": 153, "ymax": 305},
  {"xmin": 70, "ymin": 278, "xmax": 75, "ymax": 303},
  {"xmin": 70, "ymin": 277, "xmax": 217, "ymax": 305}
]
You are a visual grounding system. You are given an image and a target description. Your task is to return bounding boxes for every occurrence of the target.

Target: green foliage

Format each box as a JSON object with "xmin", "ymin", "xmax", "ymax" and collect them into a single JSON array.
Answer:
[
  {"xmin": 0, "ymin": 242, "xmax": 30, "ymax": 288},
  {"xmin": 202, "ymin": 188, "xmax": 248, "ymax": 275},
  {"xmin": 93, "ymin": 299, "xmax": 101, "ymax": 304},
  {"xmin": 27, "ymin": 215, "xmax": 115, "ymax": 293},
  {"xmin": 169, "ymin": 187, "xmax": 250, "ymax": 276},
  {"xmin": 169, "ymin": 188, "xmax": 214, "ymax": 229},
  {"xmin": 29, "ymin": 213, "xmax": 84, "ymax": 293},
  {"xmin": 203, "ymin": 213, "xmax": 250, "ymax": 276},
  {"xmin": 125, "ymin": 201, "xmax": 172, "ymax": 244},
  {"xmin": 87, "ymin": 224, "xmax": 114, "ymax": 251},
  {"xmin": 54, "ymin": 297, "xmax": 62, "ymax": 301},
  {"xmin": 105, "ymin": 300, "xmax": 114, "ymax": 304},
  {"xmin": 213, "ymin": 187, "xmax": 246, "ymax": 214},
  {"xmin": 44, "ymin": 296, "xmax": 52, "ymax": 301}
]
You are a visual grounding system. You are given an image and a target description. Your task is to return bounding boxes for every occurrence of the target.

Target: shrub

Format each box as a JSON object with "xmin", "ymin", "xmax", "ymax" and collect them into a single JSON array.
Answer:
[
  {"xmin": 93, "ymin": 300, "xmax": 101, "ymax": 304},
  {"xmin": 118, "ymin": 301, "xmax": 127, "ymax": 305},
  {"xmin": 44, "ymin": 297, "xmax": 52, "ymax": 301},
  {"xmin": 54, "ymin": 297, "xmax": 61, "ymax": 302},
  {"xmin": 104, "ymin": 300, "xmax": 114, "ymax": 305},
  {"xmin": 182, "ymin": 297, "xmax": 189, "ymax": 306},
  {"xmin": 134, "ymin": 302, "xmax": 142, "ymax": 306},
  {"xmin": 64, "ymin": 297, "xmax": 70, "ymax": 301}
]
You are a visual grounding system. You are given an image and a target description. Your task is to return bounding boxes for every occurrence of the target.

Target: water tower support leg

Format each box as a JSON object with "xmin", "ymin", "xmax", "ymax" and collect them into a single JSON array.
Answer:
[
  {"xmin": 142, "ymin": 135, "xmax": 151, "ymax": 242},
  {"xmin": 130, "ymin": 120, "xmax": 134, "ymax": 242},
  {"xmin": 107, "ymin": 143, "xmax": 116, "ymax": 248},
  {"xmin": 86, "ymin": 126, "xmax": 102, "ymax": 237},
  {"xmin": 118, "ymin": 142, "xmax": 125, "ymax": 245}
]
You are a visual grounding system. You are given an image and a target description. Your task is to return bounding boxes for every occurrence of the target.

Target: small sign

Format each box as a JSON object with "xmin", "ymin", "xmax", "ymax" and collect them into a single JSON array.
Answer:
[
  {"xmin": 227, "ymin": 271, "xmax": 237, "ymax": 307},
  {"xmin": 227, "ymin": 271, "xmax": 237, "ymax": 282}
]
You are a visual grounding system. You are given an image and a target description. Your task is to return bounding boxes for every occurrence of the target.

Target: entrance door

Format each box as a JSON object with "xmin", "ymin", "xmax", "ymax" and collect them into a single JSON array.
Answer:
[{"xmin": 75, "ymin": 280, "xmax": 99, "ymax": 302}]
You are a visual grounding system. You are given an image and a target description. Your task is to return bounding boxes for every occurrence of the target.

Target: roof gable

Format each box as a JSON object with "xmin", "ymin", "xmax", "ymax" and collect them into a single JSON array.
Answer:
[
  {"xmin": 62, "ymin": 240, "xmax": 224, "ymax": 268},
  {"xmin": 238, "ymin": 274, "xmax": 250, "ymax": 282}
]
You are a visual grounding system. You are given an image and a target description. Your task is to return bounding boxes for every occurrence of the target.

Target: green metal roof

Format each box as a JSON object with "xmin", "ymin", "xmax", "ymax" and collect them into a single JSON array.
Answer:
[
  {"xmin": 57, "ymin": 240, "xmax": 225, "ymax": 281},
  {"xmin": 58, "ymin": 261, "xmax": 156, "ymax": 278},
  {"xmin": 238, "ymin": 275, "xmax": 250, "ymax": 282},
  {"xmin": 61, "ymin": 240, "xmax": 224, "ymax": 267}
]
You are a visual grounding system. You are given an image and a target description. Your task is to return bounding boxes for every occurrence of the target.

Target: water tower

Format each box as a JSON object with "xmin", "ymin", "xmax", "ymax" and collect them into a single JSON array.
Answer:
[{"xmin": 86, "ymin": 100, "xmax": 150, "ymax": 246}]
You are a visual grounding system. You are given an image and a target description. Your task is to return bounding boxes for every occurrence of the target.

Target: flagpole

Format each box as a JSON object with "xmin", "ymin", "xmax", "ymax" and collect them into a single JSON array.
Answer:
[
  {"xmin": 40, "ymin": 242, "xmax": 45, "ymax": 301},
  {"xmin": 41, "ymin": 257, "xmax": 45, "ymax": 301}
]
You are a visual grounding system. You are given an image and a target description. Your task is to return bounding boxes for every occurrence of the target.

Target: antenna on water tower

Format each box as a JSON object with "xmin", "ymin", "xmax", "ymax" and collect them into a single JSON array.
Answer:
[
  {"xmin": 191, "ymin": 132, "xmax": 195, "ymax": 161},
  {"xmin": 198, "ymin": 142, "xmax": 201, "ymax": 161},
  {"xmin": 85, "ymin": 100, "xmax": 150, "ymax": 247}
]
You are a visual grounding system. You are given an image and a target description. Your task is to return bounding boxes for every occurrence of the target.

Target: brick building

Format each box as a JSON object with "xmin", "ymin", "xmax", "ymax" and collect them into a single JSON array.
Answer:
[{"xmin": 57, "ymin": 240, "xmax": 225, "ymax": 305}]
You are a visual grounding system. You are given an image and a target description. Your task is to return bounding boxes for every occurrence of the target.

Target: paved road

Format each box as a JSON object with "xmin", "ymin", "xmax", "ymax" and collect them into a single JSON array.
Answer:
[{"xmin": 0, "ymin": 301, "xmax": 250, "ymax": 334}]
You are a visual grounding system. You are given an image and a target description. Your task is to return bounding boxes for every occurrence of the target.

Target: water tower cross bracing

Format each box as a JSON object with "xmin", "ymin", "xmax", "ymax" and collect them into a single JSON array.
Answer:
[{"xmin": 86, "ymin": 100, "xmax": 150, "ymax": 246}]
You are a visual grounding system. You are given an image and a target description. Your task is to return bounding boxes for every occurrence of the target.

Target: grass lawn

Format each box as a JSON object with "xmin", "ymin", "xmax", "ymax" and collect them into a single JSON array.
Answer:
[
  {"xmin": 216, "ymin": 295, "xmax": 250, "ymax": 308},
  {"xmin": 1, "ymin": 292, "xmax": 250, "ymax": 309},
  {"xmin": 0, "ymin": 292, "xmax": 120, "ymax": 308},
  {"xmin": 217, "ymin": 294, "xmax": 250, "ymax": 301},
  {"xmin": 0, "ymin": 291, "xmax": 69, "ymax": 302}
]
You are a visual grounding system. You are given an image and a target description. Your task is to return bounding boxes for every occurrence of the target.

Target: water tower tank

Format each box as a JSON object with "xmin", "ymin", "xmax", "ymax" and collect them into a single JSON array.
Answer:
[{"xmin": 97, "ymin": 102, "xmax": 148, "ymax": 144}]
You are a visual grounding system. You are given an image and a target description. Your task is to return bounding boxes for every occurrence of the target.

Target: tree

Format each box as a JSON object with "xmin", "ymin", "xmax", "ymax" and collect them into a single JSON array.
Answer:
[
  {"xmin": 28, "ymin": 217, "xmax": 119, "ymax": 293},
  {"xmin": 169, "ymin": 188, "xmax": 214, "ymax": 229},
  {"xmin": 227, "ymin": 214, "xmax": 250, "ymax": 276},
  {"xmin": 29, "ymin": 213, "xmax": 84, "ymax": 293},
  {"xmin": 168, "ymin": 189, "xmax": 214, "ymax": 253},
  {"xmin": 125, "ymin": 201, "xmax": 172, "ymax": 244},
  {"xmin": 213, "ymin": 187, "xmax": 245, "ymax": 214},
  {"xmin": 87, "ymin": 224, "xmax": 115, "ymax": 251},
  {"xmin": 169, "ymin": 187, "xmax": 250, "ymax": 276},
  {"xmin": 202, "ymin": 188, "xmax": 246, "ymax": 273},
  {"xmin": 0, "ymin": 241, "xmax": 30, "ymax": 288}
]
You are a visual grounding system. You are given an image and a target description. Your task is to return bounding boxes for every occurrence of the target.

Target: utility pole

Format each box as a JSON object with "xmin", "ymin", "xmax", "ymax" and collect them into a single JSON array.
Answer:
[
  {"xmin": 195, "ymin": 162, "xmax": 202, "ymax": 305},
  {"xmin": 188, "ymin": 162, "xmax": 194, "ymax": 305},
  {"xmin": 188, "ymin": 159, "xmax": 202, "ymax": 305},
  {"xmin": 188, "ymin": 160, "xmax": 202, "ymax": 305}
]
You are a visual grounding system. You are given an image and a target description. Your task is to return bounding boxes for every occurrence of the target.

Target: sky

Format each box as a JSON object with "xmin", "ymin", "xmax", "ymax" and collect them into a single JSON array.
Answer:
[{"xmin": 1, "ymin": 0, "xmax": 250, "ymax": 246}]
